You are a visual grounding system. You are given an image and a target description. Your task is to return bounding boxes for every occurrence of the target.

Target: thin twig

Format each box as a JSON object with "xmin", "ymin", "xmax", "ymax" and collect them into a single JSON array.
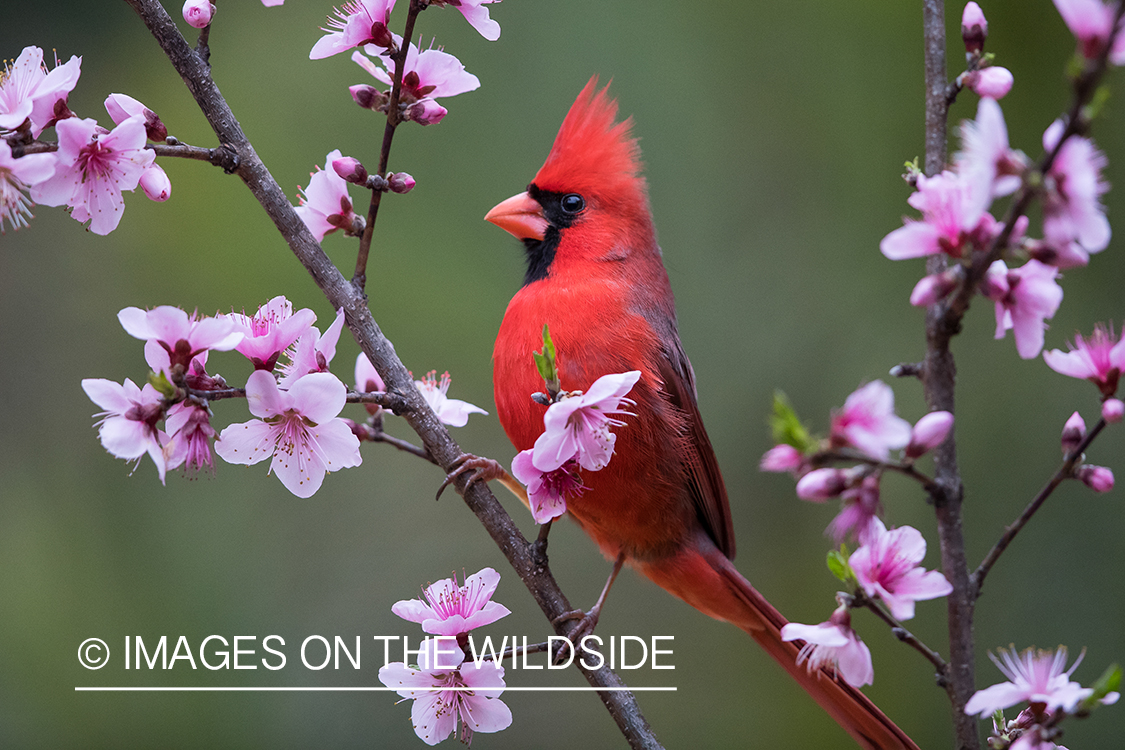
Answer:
[
  {"xmin": 816, "ymin": 449, "xmax": 937, "ymax": 489},
  {"xmin": 848, "ymin": 591, "xmax": 949, "ymax": 682}
]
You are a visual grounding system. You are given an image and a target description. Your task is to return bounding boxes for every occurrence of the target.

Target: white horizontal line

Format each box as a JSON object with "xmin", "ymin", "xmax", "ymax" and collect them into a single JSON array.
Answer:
[{"xmin": 75, "ymin": 686, "xmax": 676, "ymax": 692}]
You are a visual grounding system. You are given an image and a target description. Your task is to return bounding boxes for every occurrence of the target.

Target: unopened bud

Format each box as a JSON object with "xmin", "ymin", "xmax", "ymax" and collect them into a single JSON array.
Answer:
[
  {"xmin": 332, "ymin": 156, "xmax": 368, "ymax": 185},
  {"xmin": 760, "ymin": 444, "xmax": 803, "ymax": 473},
  {"xmin": 906, "ymin": 411, "xmax": 954, "ymax": 458},
  {"xmin": 1103, "ymin": 398, "xmax": 1124, "ymax": 424},
  {"xmin": 368, "ymin": 21, "xmax": 395, "ymax": 48},
  {"xmin": 350, "ymin": 85, "xmax": 389, "ymax": 111},
  {"xmin": 910, "ymin": 267, "xmax": 963, "ymax": 307},
  {"xmin": 183, "ymin": 0, "xmax": 214, "ymax": 28},
  {"xmin": 1027, "ymin": 238, "xmax": 1090, "ymax": 269},
  {"xmin": 1077, "ymin": 465, "xmax": 1114, "ymax": 493},
  {"xmin": 963, "ymin": 66, "xmax": 1013, "ymax": 99},
  {"xmin": 961, "ymin": 2, "xmax": 988, "ymax": 55},
  {"xmin": 795, "ymin": 468, "xmax": 848, "ymax": 501},
  {"xmin": 405, "ymin": 99, "xmax": 447, "ymax": 126},
  {"xmin": 1061, "ymin": 411, "xmax": 1087, "ymax": 455},
  {"xmin": 139, "ymin": 164, "xmax": 171, "ymax": 202},
  {"xmin": 388, "ymin": 172, "xmax": 415, "ymax": 194}
]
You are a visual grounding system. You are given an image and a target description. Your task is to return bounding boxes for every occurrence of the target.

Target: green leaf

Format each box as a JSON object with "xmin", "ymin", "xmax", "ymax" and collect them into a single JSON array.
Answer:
[
  {"xmin": 1088, "ymin": 663, "xmax": 1122, "ymax": 705},
  {"xmin": 770, "ymin": 390, "xmax": 813, "ymax": 452},
  {"xmin": 148, "ymin": 370, "xmax": 176, "ymax": 399},
  {"xmin": 826, "ymin": 549, "xmax": 850, "ymax": 582},
  {"xmin": 533, "ymin": 324, "xmax": 560, "ymax": 394}
]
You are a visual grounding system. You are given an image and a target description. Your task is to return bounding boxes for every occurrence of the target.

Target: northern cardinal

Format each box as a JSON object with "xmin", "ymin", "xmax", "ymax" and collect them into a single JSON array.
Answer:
[{"xmin": 485, "ymin": 78, "xmax": 918, "ymax": 750}]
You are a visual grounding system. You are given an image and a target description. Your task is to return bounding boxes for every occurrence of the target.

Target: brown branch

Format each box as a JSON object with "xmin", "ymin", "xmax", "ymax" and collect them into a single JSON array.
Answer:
[
  {"xmin": 10, "ymin": 137, "xmax": 239, "ymax": 170},
  {"xmin": 816, "ymin": 449, "xmax": 936, "ymax": 489},
  {"xmin": 122, "ymin": 2, "xmax": 661, "ymax": 747},
  {"xmin": 847, "ymin": 591, "xmax": 949, "ymax": 683},
  {"xmin": 972, "ymin": 418, "xmax": 1108, "ymax": 595}
]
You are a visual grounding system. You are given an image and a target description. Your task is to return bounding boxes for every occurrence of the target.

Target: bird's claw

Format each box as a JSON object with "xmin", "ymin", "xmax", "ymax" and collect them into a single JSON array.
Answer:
[
  {"xmin": 436, "ymin": 453, "xmax": 506, "ymax": 500},
  {"xmin": 550, "ymin": 607, "xmax": 602, "ymax": 665}
]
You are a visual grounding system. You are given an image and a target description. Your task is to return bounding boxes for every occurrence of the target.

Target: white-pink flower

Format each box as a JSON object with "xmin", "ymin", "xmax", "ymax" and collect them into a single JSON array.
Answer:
[
  {"xmin": 295, "ymin": 149, "xmax": 359, "ymax": 241},
  {"xmin": 1043, "ymin": 323, "xmax": 1125, "ymax": 397},
  {"xmin": 279, "ymin": 308, "xmax": 346, "ymax": 387},
  {"xmin": 827, "ymin": 475, "xmax": 884, "ymax": 545},
  {"xmin": 511, "ymin": 449, "xmax": 584, "ymax": 524},
  {"xmin": 880, "ymin": 171, "xmax": 988, "ymax": 260},
  {"xmin": 353, "ymin": 43, "xmax": 480, "ymax": 105},
  {"xmin": 981, "ymin": 260, "xmax": 1064, "ymax": 360},
  {"xmin": 223, "ymin": 295, "xmax": 317, "ymax": 371},
  {"xmin": 416, "ymin": 371, "xmax": 487, "ymax": 427},
  {"xmin": 378, "ymin": 638, "xmax": 512, "ymax": 747},
  {"xmin": 82, "ymin": 377, "xmax": 171, "ymax": 484},
  {"xmin": 781, "ymin": 606, "xmax": 874, "ymax": 688},
  {"xmin": 0, "ymin": 46, "xmax": 82, "ymax": 136},
  {"xmin": 760, "ymin": 443, "xmax": 804, "ymax": 473},
  {"xmin": 956, "ymin": 97, "xmax": 1021, "ymax": 203},
  {"xmin": 965, "ymin": 646, "xmax": 1094, "ymax": 716},
  {"xmin": 391, "ymin": 567, "xmax": 511, "ymax": 636},
  {"xmin": 830, "ymin": 381, "xmax": 912, "ymax": 461},
  {"xmin": 532, "ymin": 371, "xmax": 641, "ymax": 472},
  {"xmin": 1052, "ymin": 0, "xmax": 1125, "ymax": 62},
  {"xmin": 905, "ymin": 411, "xmax": 954, "ymax": 458},
  {"xmin": 29, "ymin": 116, "xmax": 155, "ymax": 235},
  {"xmin": 0, "ymin": 139, "xmax": 56, "ymax": 233},
  {"xmin": 310, "ymin": 0, "xmax": 397, "ymax": 60},
  {"xmin": 849, "ymin": 519, "xmax": 953, "ymax": 621},
  {"xmin": 118, "ymin": 305, "xmax": 243, "ymax": 375},
  {"xmin": 215, "ymin": 370, "xmax": 361, "ymax": 498},
  {"xmin": 1042, "ymin": 120, "xmax": 1111, "ymax": 259},
  {"xmin": 446, "ymin": 0, "xmax": 502, "ymax": 41}
]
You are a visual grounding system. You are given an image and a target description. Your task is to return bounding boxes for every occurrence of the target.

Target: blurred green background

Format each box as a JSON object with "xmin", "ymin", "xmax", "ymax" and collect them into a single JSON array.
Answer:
[{"xmin": 3, "ymin": 1, "xmax": 1124, "ymax": 747}]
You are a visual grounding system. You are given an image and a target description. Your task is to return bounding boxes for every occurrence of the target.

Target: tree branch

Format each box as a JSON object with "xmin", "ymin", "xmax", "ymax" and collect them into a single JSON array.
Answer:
[{"xmin": 123, "ymin": 1, "xmax": 661, "ymax": 746}]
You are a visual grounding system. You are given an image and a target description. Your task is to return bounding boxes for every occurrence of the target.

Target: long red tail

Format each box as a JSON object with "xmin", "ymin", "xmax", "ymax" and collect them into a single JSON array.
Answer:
[{"xmin": 637, "ymin": 531, "xmax": 920, "ymax": 750}]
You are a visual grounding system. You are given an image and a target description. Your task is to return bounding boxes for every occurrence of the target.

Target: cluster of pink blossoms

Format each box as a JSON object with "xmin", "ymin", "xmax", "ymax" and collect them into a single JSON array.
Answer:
[
  {"xmin": 379, "ymin": 568, "xmax": 512, "ymax": 747},
  {"xmin": 510, "ymin": 371, "xmax": 641, "ymax": 524},
  {"xmin": 1, "ymin": 46, "xmax": 172, "ymax": 235},
  {"xmin": 83, "ymin": 297, "xmax": 485, "ymax": 498}
]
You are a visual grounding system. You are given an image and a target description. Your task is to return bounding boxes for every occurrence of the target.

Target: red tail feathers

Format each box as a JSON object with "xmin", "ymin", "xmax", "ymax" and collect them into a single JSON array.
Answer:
[{"xmin": 637, "ymin": 532, "xmax": 920, "ymax": 750}]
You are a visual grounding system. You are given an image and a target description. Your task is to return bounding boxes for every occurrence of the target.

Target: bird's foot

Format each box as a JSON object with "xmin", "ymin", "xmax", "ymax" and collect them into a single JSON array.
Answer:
[
  {"xmin": 549, "ymin": 606, "xmax": 604, "ymax": 665},
  {"xmin": 436, "ymin": 453, "xmax": 507, "ymax": 500}
]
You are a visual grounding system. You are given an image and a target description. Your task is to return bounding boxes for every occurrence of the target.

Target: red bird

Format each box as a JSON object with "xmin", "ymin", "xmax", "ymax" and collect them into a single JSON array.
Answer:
[{"xmin": 485, "ymin": 78, "xmax": 918, "ymax": 750}]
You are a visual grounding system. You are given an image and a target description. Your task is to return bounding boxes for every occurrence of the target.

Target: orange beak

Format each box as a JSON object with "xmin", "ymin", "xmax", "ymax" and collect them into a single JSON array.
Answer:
[{"xmin": 484, "ymin": 191, "xmax": 548, "ymax": 241}]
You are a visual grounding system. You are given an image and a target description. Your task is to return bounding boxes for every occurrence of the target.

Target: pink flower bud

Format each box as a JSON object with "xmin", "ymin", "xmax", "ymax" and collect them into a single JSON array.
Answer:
[
  {"xmin": 966, "ymin": 67, "xmax": 1013, "ymax": 99},
  {"xmin": 906, "ymin": 411, "xmax": 954, "ymax": 458},
  {"xmin": 182, "ymin": 0, "xmax": 214, "ymax": 28},
  {"xmin": 1077, "ymin": 465, "xmax": 1114, "ymax": 493},
  {"xmin": 796, "ymin": 468, "xmax": 848, "ymax": 501},
  {"xmin": 139, "ymin": 164, "xmax": 171, "ymax": 202},
  {"xmin": 406, "ymin": 99, "xmax": 447, "ymax": 126},
  {"xmin": 104, "ymin": 94, "xmax": 167, "ymax": 142},
  {"xmin": 961, "ymin": 2, "xmax": 988, "ymax": 54},
  {"xmin": 1061, "ymin": 411, "xmax": 1087, "ymax": 455},
  {"xmin": 350, "ymin": 85, "xmax": 389, "ymax": 111},
  {"xmin": 910, "ymin": 268, "xmax": 962, "ymax": 307},
  {"xmin": 760, "ymin": 444, "xmax": 803, "ymax": 473},
  {"xmin": 1103, "ymin": 398, "xmax": 1124, "ymax": 424},
  {"xmin": 332, "ymin": 156, "xmax": 368, "ymax": 185},
  {"xmin": 388, "ymin": 172, "xmax": 416, "ymax": 194}
]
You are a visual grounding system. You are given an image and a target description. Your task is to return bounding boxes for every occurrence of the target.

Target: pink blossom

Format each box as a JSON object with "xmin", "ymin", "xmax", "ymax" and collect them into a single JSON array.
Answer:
[
  {"xmin": 962, "ymin": 2, "xmax": 988, "ymax": 53},
  {"xmin": 880, "ymin": 171, "xmax": 987, "ymax": 260},
  {"xmin": 830, "ymin": 380, "xmax": 912, "ymax": 461},
  {"xmin": 81, "ymin": 378, "xmax": 171, "ymax": 484},
  {"xmin": 214, "ymin": 370, "xmax": 361, "ymax": 498},
  {"xmin": 405, "ymin": 99, "xmax": 447, "ymax": 126},
  {"xmin": 964, "ymin": 66, "xmax": 1013, "ymax": 99},
  {"xmin": 0, "ymin": 46, "xmax": 82, "ymax": 136},
  {"xmin": 1042, "ymin": 120, "xmax": 1110, "ymax": 255},
  {"xmin": 1061, "ymin": 411, "xmax": 1086, "ymax": 454},
  {"xmin": 532, "ymin": 371, "xmax": 641, "ymax": 472},
  {"xmin": 388, "ymin": 172, "xmax": 415, "ymax": 193},
  {"xmin": 965, "ymin": 646, "xmax": 1094, "ymax": 716},
  {"xmin": 379, "ymin": 638, "xmax": 512, "ymax": 747},
  {"xmin": 910, "ymin": 268, "xmax": 961, "ymax": 307},
  {"xmin": 118, "ymin": 305, "xmax": 243, "ymax": 375},
  {"xmin": 0, "ymin": 139, "xmax": 56, "ymax": 233},
  {"xmin": 849, "ymin": 519, "xmax": 953, "ymax": 621},
  {"xmin": 416, "ymin": 371, "xmax": 488, "ymax": 427},
  {"xmin": 183, "ymin": 0, "xmax": 214, "ymax": 28},
  {"xmin": 1077, "ymin": 464, "xmax": 1114, "ymax": 492},
  {"xmin": 1043, "ymin": 324, "xmax": 1125, "ymax": 398},
  {"xmin": 760, "ymin": 443, "xmax": 803, "ymax": 473},
  {"xmin": 981, "ymin": 260, "xmax": 1063, "ymax": 359},
  {"xmin": 279, "ymin": 308, "xmax": 346, "ymax": 387},
  {"xmin": 165, "ymin": 401, "xmax": 216, "ymax": 474},
  {"xmin": 354, "ymin": 352, "xmax": 386, "ymax": 417},
  {"xmin": 391, "ymin": 567, "xmax": 511, "ymax": 636},
  {"xmin": 29, "ymin": 116, "xmax": 155, "ymax": 235},
  {"xmin": 796, "ymin": 467, "xmax": 849, "ymax": 501},
  {"xmin": 310, "ymin": 0, "xmax": 397, "ymax": 60},
  {"xmin": 331, "ymin": 156, "xmax": 367, "ymax": 184},
  {"xmin": 138, "ymin": 164, "xmax": 171, "ymax": 202},
  {"xmin": 1103, "ymin": 398, "xmax": 1124, "ymax": 423},
  {"xmin": 827, "ymin": 475, "xmax": 884, "ymax": 545},
  {"xmin": 511, "ymin": 449, "xmax": 584, "ymax": 524},
  {"xmin": 906, "ymin": 411, "xmax": 954, "ymax": 458},
  {"xmin": 781, "ymin": 606, "xmax": 873, "ymax": 688},
  {"xmin": 104, "ymin": 93, "xmax": 167, "ymax": 142},
  {"xmin": 353, "ymin": 43, "xmax": 480, "ymax": 106},
  {"xmin": 295, "ymin": 149, "xmax": 359, "ymax": 241},
  {"xmin": 222, "ymin": 295, "xmax": 317, "ymax": 371},
  {"xmin": 445, "ymin": 0, "xmax": 502, "ymax": 42},
  {"xmin": 1052, "ymin": 0, "xmax": 1118, "ymax": 59},
  {"xmin": 956, "ymin": 97, "xmax": 1021, "ymax": 201}
]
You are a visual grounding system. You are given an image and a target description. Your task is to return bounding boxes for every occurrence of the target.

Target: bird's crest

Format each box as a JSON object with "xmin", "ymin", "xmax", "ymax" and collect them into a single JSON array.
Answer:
[{"xmin": 533, "ymin": 77, "xmax": 645, "ymax": 202}]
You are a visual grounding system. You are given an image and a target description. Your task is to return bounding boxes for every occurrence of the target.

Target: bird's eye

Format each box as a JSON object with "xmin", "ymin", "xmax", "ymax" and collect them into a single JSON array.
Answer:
[{"xmin": 560, "ymin": 193, "xmax": 586, "ymax": 214}]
